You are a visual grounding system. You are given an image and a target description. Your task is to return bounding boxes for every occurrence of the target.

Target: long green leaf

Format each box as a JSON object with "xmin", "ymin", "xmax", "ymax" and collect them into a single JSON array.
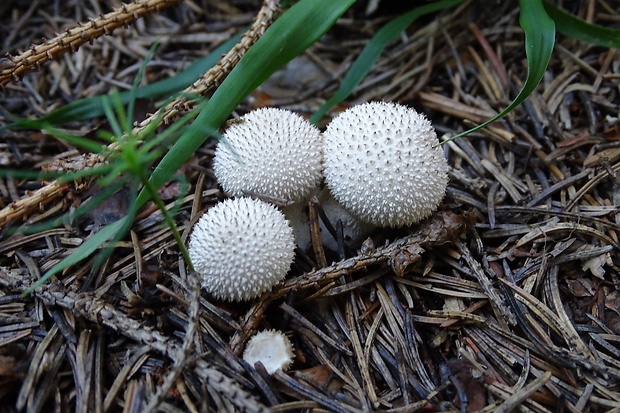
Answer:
[
  {"xmin": 5, "ymin": 34, "xmax": 241, "ymax": 129},
  {"xmin": 448, "ymin": 0, "xmax": 555, "ymax": 141},
  {"xmin": 311, "ymin": 0, "xmax": 464, "ymax": 124},
  {"xmin": 543, "ymin": 1, "xmax": 620, "ymax": 48},
  {"xmin": 138, "ymin": 0, "xmax": 356, "ymax": 206},
  {"xmin": 24, "ymin": 217, "xmax": 128, "ymax": 293}
]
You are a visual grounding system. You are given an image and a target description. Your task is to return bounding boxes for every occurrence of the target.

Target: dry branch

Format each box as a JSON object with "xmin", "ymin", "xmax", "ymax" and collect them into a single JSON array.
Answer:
[
  {"xmin": 230, "ymin": 211, "xmax": 476, "ymax": 354},
  {"xmin": 0, "ymin": 0, "xmax": 183, "ymax": 88}
]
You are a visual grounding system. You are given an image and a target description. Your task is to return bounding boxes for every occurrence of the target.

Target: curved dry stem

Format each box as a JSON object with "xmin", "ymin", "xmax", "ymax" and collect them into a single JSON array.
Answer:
[
  {"xmin": 0, "ymin": 0, "xmax": 183, "ymax": 88},
  {"xmin": 229, "ymin": 211, "xmax": 476, "ymax": 354},
  {"xmin": 0, "ymin": 152, "xmax": 105, "ymax": 229}
]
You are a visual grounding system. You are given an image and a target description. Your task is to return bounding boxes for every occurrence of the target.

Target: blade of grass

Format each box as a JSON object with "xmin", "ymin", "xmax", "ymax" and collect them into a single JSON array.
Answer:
[
  {"xmin": 126, "ymin": 42, "xmax": 159, "ymax": 133},
  {"xmin": 24, "ymin": 216, "xmax": 128, "ymax": 294},
  {"xmin": 40, "ymin": 127, "xmax": 106, "ymax": 153},
  {"xmin": 4, "ymin": 33, "xmax": 241, "ymax": 129},
  {"xmin": 138, "ymin": 0, "xmax": 356, "ymax": 206},
  {"xmin": 102, "ymin": 95, "xmax": 125, "ymax": 139},
  {"xmin": 543, "ymin": 1, "xmax": 620, "ymax": 48},
  {"xmin": 446, "ymin": 0, "xmax": 555, "ymax": 142},
  {"xmin": 9, "ymin": 179, "xmax": 128, "ymax": 237},
  {"xmin": 139, "ymin": 169, "xmax": 191, "ymax": 267},
  {"xmin": 311, "ymin": 0, "xmax": 464, "ymax": 124},
  {"xmin": 89, "ymin": 183, "xmax": 140, "ymax": 279}
]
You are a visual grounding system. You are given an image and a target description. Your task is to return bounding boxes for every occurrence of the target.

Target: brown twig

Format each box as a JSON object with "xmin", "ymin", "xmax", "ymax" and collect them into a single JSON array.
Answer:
[
  {"xmin": 14, "ymin": 279, "xmax": 270, "ymax": 413},
  {"xmin": 0, "ymin": 0, "xmax": 184, "ymax": 88},
  {"xmin": 230, "ymin": 211, "xmax": 476, "ymax": 354}
]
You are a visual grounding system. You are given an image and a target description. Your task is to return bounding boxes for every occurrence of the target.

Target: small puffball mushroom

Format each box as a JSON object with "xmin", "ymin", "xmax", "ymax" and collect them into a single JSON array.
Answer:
[
  {"xmin": 323, "ymin": 101, "xmax": 449, "ymax": 227},
  {"xmin": 213, "ymin": 108, "xmax": 323, "ymax": 203},
  {"xmin": 188, "ymin": 197, "xmax": 295, "ymax": 301},
  {"xmin": 243, "ymin": 330, "xmax": 295, "ymax": 374},
  {"xmin": 283, "ymin": 202, "xmax": 312, "ymax": 251},
  {"xmin": 317, "ymin": 188, "xmax": 375, "ymax": 251},
  {"xmin": 283, "ymin": 190, "xmax": 373, "ymax": 252}
]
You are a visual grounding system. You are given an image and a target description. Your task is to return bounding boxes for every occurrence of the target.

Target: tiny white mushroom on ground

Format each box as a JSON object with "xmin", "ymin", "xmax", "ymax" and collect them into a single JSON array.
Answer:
[
  {"xmin": 188, "ymin": 197, "xmax": 295, "ymax": 301},
  {"xmin": 282, "ymin": 202, "xmax": 311, "ymax": 251},
  {"xmin": 283, "ymin": 189, "xmax": 374, "ymax": 252},
  {"xmin": 317, "ymin": 188, "xmax": 375, "ymax": 251},
  {"xmin": 243, "ymin": 330, "xmax": 295, "ymax": 374},
  {"xmin": 213, "ymin": 107, "xmax": 323, "ymax": 203},
  {"xmin": 323, "ymin": 101, "xmax": 449, "ymax": 227}
]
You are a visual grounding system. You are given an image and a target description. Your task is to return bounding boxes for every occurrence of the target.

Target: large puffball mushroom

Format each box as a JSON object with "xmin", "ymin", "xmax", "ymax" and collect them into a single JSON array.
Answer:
[
  {"xmin": 243, "ymin": 330, "xmax": 295, "ymax": 374},
  {"xmin": 188, "ymin": 197, "xmax": 295, "ymax": 301},
  {"xmin": 323, "ymin": 101, "xmax": 449, "ymax": 227},
  {"xmin": 213, "ymin": 108, "xmax": 323, "ymax": 203}
]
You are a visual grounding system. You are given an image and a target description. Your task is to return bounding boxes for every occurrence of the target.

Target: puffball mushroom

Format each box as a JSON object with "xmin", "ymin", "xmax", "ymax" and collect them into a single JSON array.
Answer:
[
  {"xmin": 282, "ymin": 202, "xmax": 312, "ymax": 251},
  {"xmin": 213, "ymin": 107, "xmax": 323, "ymax": 203},
  {"xmin": 188, "ymin": 197, "xmax": 295, "ymax": 301},
  {"xmin": 323, "ymin": 101, "xmax": 449, "ymax": 227},
  {"xmin": 243, "ymin": 330, "xmax": 295, "ymax": 374}
]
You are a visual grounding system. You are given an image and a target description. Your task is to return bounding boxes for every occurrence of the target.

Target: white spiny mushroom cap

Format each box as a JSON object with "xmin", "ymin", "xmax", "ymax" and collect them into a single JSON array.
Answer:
[
  {"xmin": 323, "ymin": 101, "xmax": 449, "ymax": 227},
  {"xmin": 213, "ymin": 108, "xmax": 323, "ymax": 203},
  {"xmin": 188, "ymin": 197, "xmax": 295, "ymax": 301},
  {"xmin": 243, "ymin": 330, "xmax": 295, "ymax": 374}
]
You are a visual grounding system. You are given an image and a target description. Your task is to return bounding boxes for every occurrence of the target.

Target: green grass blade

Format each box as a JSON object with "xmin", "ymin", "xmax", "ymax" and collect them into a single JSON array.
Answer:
[
  {"xmin": 543, "ymin": 1, "xmax": 620, "ymax": 48},
  {"xmin": 311, "ymin": 0, "xmax": 464, "ymax": 124},
  {"xmin": 126, "ymin": 42, "xmax": 159, "ymax": 132},
  {"xmin": 138, "ymin": 0, "xmax": 356, "ymax": 206},
  {"xmin": 448, "ymin": 0, "xmax": 555, "ymax": 141},
  {"xmin": 43, "ymin": 127, "xmax": 106, "ymax": 153},
  {"xmin": 102, "ymin": 95, "xmax": 125, "ymax": 139},
  {"xmin": 89, "ymin": 184, "xmax": 140, "ymax": 277},
  {"xmin": 7, "ymin": 179, "xmax": 126, "ymax": 237},
  {"xmin": 139, "ymin": 169, "xmax": 191, "ymax": 267},
  {"xmin": 24, "ymin": 216, "xmax": 128, "ymax": 294},
  {"xmin": 4, "ymin": 34, "xmax": 241, "ymax": 129}
]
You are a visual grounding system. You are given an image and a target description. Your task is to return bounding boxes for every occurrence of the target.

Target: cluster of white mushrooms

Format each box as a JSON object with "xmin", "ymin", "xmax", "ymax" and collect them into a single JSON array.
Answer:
[
  {"xmin": 189, "ymin": 101, "xmax": 449, "ymax": 303},
  {"xmin": 187, "ymin": 101, "xmax": 449, "ymax": 373}
]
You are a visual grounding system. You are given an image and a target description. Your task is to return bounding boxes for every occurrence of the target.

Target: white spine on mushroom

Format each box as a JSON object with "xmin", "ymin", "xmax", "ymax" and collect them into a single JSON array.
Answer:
[
  {"xmin": 243, "ymin": 330, "xmax": 295, "ymax": 374},
  {"xmin": 188, "ymin": 198, "xmax": 295, "ymax": 301},
  {"xmin": 213, "ymin": 108, "xmax": 323, "ymax": 203},
  {"xmin": 323, "ymin": 101, "xmax": 449, "ymax": 227}
]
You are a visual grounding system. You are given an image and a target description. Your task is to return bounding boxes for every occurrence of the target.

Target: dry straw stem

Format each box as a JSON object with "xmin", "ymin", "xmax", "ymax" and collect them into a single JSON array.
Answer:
[
  {"xmin": 0, "ymin": 152, "xmax": 105, "ymax": 229},
  {"xmin": 0, "ymin": 0, "xmax": 183, "ymax": 88},
  {"xmin": 0, "ymin": 0, "xmax": 279, "ymax": 231}
]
